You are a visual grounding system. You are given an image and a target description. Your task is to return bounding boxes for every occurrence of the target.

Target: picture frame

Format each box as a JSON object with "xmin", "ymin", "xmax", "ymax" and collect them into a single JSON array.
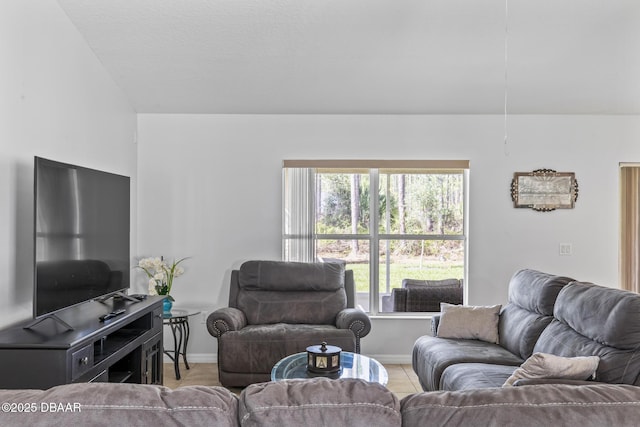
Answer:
[{"xmin": 510, "ymin": 169, "xmax": 578, "ymax": 212}]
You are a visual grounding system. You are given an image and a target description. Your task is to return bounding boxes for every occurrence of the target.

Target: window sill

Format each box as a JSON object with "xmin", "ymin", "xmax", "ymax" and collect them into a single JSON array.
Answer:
[{"xmin": 369, "ymin": 313, "xmax": 437, "ymax": 320}]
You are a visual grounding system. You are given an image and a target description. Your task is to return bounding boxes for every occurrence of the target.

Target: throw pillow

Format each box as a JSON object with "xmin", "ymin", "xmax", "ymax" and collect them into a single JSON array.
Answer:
[
  {"xmin": 503, "ymin": 352, "xmax": 600, "ymax": 387},
  {"xmin": 436, "ymin": 303, "xmax": 501, "ymax": 344}
]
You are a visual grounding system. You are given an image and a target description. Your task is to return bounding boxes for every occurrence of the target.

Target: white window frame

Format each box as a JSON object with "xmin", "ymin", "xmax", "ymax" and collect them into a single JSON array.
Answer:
[{"xmin": 283, "ymin": 159, "xmax": 469, "ymax": 315}]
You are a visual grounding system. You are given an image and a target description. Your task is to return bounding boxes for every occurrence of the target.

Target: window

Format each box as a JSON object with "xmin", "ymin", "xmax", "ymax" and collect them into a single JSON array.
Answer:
[{"xmin": 283, "ymin": 160, "xmax": 469, "ymax": 315}]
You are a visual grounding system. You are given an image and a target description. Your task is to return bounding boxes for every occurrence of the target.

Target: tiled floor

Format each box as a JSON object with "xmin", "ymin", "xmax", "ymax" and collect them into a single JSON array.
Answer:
[{"xmin": 163, "ymin": 362, "xmax": 422, "ymax": 399}]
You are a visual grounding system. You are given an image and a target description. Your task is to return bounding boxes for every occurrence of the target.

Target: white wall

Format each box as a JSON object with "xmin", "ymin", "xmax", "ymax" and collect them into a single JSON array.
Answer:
[
  {"xmin": 0, "ymin": 0, "xmax": 137, "ymax": 327},
  {"xmin": 3, "ymin": 1, "xmax": 638, "ymax": 366},
  {"xmin": 137, "ymin": 114, "xmax": 640, "ymax": 362}
]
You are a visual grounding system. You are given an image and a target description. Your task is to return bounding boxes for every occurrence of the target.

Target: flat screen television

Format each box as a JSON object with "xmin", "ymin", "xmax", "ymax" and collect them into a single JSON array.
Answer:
[{"xmin": 33, "ymin": 157, "xmax": 130, "ymax": 319}]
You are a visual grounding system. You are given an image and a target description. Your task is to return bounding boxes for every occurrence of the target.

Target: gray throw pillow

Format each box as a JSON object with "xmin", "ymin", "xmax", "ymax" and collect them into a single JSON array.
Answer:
[
  {"xmin": 436, "ymin": 303, "xmax": 501, "ymax": 344},
  {"xmin": 503, "ymin": 352, "xmax": 600, "ymax": 386}
]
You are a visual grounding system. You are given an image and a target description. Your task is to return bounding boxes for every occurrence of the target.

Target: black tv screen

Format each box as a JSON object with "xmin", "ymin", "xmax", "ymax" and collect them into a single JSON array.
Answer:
[{"xmin": 34, "ymin": 157, "xmax": 130, "ymax": 318}]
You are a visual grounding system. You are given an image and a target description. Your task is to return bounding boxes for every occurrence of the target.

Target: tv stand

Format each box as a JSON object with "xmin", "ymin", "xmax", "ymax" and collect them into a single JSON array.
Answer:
[
  {"xmin": 22, "ymin": 313, "xmax": 74, "ymax": 331},
  {"xmin": 0, "ymin": 296, "xmax": 163, "ymax": 389}
]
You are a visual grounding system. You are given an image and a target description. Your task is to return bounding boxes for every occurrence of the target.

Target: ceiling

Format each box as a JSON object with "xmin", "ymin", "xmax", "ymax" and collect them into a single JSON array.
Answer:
[{"xmin": 56, "ymin": 0, "xmax": 640, "ymax": 114}]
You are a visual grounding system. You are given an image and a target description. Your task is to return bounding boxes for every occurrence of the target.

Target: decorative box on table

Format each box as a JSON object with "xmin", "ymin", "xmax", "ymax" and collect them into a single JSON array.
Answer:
[{"xmin": 307, "ymin": 342, "xmax": 341, "ymax": 376}]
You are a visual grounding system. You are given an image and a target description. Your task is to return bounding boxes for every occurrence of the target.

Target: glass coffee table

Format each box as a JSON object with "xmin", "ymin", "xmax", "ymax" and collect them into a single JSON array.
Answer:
[{"xmin": 271, "ymin": 351, "xmax": 388, "ymax": 386}]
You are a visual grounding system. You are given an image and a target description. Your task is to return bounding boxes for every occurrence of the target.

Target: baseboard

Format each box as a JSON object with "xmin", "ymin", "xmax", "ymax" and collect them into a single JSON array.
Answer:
[
  {"xmin": 163, "ymin": 353, "xmax": 217, "ymax": 364},
  {"xmin": 163, "ymin": 353, "xmax": 411, "ymax": 365}
]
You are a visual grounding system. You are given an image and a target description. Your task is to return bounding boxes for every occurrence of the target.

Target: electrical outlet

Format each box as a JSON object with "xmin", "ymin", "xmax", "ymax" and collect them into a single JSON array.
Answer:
[{"xmin": 559, "ymin": 243, "xmax": 572, "ymax": 256}]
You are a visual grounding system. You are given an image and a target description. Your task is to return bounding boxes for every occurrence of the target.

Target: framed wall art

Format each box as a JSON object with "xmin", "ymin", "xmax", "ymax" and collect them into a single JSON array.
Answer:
[{"xmin": 510, "ymin": 169, "xmax": 578, "ymax": 212}]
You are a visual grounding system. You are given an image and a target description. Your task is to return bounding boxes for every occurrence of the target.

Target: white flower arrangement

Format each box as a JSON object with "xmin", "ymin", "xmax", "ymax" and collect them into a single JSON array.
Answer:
[{"xmin": 136, "ymin": 256, "xmax": 187, "ymax": 301}]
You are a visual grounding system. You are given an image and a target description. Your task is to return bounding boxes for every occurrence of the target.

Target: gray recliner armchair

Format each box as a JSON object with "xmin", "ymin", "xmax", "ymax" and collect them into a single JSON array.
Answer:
[{"xmin": 206, "ymin": 260, "xmax": 372, "ymax": 387}]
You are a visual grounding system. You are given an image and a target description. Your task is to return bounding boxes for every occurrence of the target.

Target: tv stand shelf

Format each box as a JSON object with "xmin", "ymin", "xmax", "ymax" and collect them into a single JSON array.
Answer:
[{"xmin": 0, "ymin": 296, "xmax": 163, "ymax": 389}]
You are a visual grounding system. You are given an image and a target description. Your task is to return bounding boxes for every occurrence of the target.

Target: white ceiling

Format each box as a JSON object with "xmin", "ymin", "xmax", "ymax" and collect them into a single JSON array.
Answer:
[{"xmin": 56, "ymin": 0, "xmax": 640, "ymax": 114}]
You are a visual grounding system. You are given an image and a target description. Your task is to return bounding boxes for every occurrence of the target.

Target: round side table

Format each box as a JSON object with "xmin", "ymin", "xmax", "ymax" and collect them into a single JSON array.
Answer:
[{"xmin": 163, "ymin": 308, "xmax": 200, "ymax": 380}]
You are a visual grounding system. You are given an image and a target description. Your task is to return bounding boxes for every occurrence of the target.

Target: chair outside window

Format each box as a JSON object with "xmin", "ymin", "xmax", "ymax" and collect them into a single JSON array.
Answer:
[{"xmin": 389, "ymin": 278, "xmax": 463, "ymax": 312}]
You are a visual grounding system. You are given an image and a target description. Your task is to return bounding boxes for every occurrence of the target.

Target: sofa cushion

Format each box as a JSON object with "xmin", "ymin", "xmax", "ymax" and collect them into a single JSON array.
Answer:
[
  {"xmin": 506, "ymin": 269, "xmax": 573, "ymax": 316},
  {"xmin": 499, "ymin": 269, "xmax": 574, "ymax": 359},
  {"xmin": 236, "ymin": 261, "xmax": 347, "ymax": 324},
  {"xmin": 498, "ymin": 304, "xmax": 555, "ymax": 360},
  {"xmin": 440, "ymin": 363, "xmax": 517, "ymax": 390},
  {"xmin": 503, "ymin": 352, "xmax": 600, "ymax": 386},
  {"xmin": 0, "ymin": 383, "xmax": 238, "ymax": 427},
  {"xmin": 239, "ymin": 260, "xmax": 344, "ymax": 291},
  {"xmin": 534, "ymin": 281, "xmax": 640, "ymax": 385},
  {"xmin": 239, "ymin": 378, "xmax": 401, "ymax": 427},
  {"xmin": 437, "ymin": 304, "xmax": 501, "ymax": 344},
  {"xmin": 553, "ymin": 281, "xmax": 640, "ymax": 350},
  {"xmin": 219, "ymin": 324, "xmax": 355, "ymax": 377},
  {"xmin": 236, "ymin": 289, "xmax": 347, "ymax": 325},
  {"xmin": 400, "ymin": 383, "xmax": 640, "ymax": 427},
  {"xmin": 412, "ymin": 335, "xmax": 523, "ymax": 391}
]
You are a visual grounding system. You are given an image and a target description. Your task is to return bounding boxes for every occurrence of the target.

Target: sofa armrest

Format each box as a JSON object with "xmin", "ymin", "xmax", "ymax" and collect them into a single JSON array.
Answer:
[
  {"xmin": 336, "ymin": 308, "xmax": 371, "ymax": 353},
  {"xmin": 336, "ymin": 308, "xmax": 371, "ymax": 337},
  {"xmin": 431, "ymin": 314, "xmax": 441, "ymax": 336},
  {"xmin": 206, "ymin": 307, "xmax": 247, "ymax": 338}
]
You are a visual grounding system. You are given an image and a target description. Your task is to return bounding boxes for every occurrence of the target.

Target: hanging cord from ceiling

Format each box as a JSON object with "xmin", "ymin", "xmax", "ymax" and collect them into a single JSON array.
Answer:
[{"xmin": 504, "ymin": 0, "xmax": 510, "ymax": 156}]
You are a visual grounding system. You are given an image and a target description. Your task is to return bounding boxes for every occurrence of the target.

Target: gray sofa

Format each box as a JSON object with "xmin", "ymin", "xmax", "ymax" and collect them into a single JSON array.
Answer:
[
  {"xmin": 207, "ymin": 260, "xmax": 371, "ymax": 387},
  {"xmin": 2, "ymin": 379, "xmax": 640, "ymax": 426},
  {"xmin": 413, "ymin": 268, "xmax": 640, "ymax": 391}
]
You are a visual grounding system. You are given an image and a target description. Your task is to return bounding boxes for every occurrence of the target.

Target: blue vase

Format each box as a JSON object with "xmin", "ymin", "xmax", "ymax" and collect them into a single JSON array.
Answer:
[{"xmin": 163, "ymin": 297, "xmax": 173, "ymax": 313}]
